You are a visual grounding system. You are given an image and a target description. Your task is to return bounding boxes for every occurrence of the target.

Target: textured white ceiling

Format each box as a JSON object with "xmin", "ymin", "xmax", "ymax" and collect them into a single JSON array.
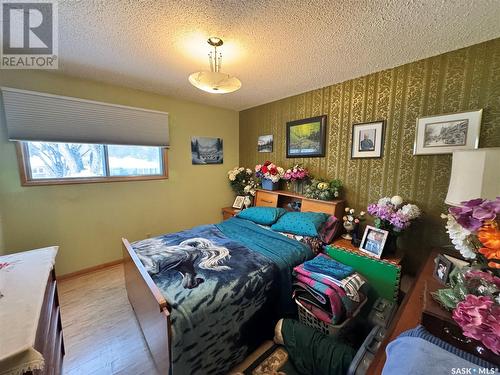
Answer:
[{"xmin": 57, "ymin": 0, "xmax": 500, "ymax": 110}]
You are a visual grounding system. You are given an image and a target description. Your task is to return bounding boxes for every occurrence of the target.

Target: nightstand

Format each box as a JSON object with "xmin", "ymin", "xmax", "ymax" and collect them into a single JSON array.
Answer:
[{"xmin": 221, "ymin": 207, "xmax": 240, "ymax": 220}]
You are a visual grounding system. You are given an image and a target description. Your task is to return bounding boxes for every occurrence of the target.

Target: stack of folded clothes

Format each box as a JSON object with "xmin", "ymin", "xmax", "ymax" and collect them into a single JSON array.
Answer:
[{"xmin": 293, "ymin": 253, "xmax": 367, "ymax": 325}]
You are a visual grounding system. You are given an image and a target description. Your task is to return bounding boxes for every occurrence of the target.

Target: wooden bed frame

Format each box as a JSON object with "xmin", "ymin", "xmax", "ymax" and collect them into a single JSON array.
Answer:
[{"xmin": 122, "ymin": 197, "xmax": 345, "ymax": 374}]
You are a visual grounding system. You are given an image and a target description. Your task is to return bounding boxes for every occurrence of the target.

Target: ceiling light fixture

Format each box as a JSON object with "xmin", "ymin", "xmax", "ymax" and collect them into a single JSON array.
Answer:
[{"xmin": 188, "ymin": 37, "xmax": 241, "ymax": 94}]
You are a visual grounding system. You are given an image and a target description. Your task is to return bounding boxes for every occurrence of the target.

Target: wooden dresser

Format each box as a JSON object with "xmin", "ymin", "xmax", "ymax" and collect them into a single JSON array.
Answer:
[
  {"xmin": 254, "ymin": 189, "xmax": 345, "ymax": 219},
  {"xmin": 29, "ymin": 269, "xmax": 65, "ymax": 375},
  {"xmin": 0, "ymin": 247, "xmax": 64, "ymax": 375}
]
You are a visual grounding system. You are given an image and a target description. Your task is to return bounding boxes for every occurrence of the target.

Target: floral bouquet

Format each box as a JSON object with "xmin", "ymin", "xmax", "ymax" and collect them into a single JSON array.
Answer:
[
  {"xmin": 255, "ymin": 161, "xmax": 285, "ymax": 183},
  {"xmin": 441, "ymin": 197, "xmax": 500, "ymax": 268},
  {"xmin": 432, "ymin": 267, "xmax": 500, "ymax": 354},
  {"xmin": 227, "ymin": 167, "xmax": 258, "ymax": 196},
  {"xmin": 304, "ymin": 179, "xmax": 342, "ymax": 201},
  {"xmin": 283, "ymin": 165, "xmax": 309, "ymax": 181},
  {"xmin": 367, "ymin": 196, "xmax": 421, "ymax": 235}
]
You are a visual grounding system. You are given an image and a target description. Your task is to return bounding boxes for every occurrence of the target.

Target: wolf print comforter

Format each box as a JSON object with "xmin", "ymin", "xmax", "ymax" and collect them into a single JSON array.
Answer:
[{"xmin": 131, "ymin": 217, "xmax": 313, "ymax": 375}]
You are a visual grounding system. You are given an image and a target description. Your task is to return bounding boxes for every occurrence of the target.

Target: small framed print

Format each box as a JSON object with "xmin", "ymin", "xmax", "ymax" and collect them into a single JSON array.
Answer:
[
  {"xmin": 433, "ymin": 254, "xmax": 453, "ymax": 285},
  {"xmin": 413, "ymin": 109, "xmax": 482, "ymax": 155},
  {"xmin": 359, "ymin": 225, "xmax": 389, "ymax": 258},
  {"xmin": 351, "ymin": 121, "xmax": 385, "ymax": 159},
  {"xmin": 232, "ymin": 195, "xmax": 245, "ymax": 209},
  {"xmin": 257, "ymin": 135, "xmax": 273, "ymax": 152}
]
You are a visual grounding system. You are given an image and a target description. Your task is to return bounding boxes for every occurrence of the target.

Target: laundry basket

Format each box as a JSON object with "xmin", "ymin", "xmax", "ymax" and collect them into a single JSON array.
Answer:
[{"xmin": 296, "ymin": 298, "xmax": 367, "ymax": 336}]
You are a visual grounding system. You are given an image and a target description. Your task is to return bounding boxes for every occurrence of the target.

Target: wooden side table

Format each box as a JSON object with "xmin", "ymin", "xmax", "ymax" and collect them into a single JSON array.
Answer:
[{"xmin": 221, "ymin": 207, "xmax": 240, "ymax": 220}]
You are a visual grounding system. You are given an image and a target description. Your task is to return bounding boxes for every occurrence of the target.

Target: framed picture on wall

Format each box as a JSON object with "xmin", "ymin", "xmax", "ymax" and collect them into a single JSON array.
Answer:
[
  {"xmin": 351, "ymin": 120, "xmax": 385, "ymax": 159},
  {"xmin": 286, "ymin": 115, "xmax": 327, "ymax": 158},
  {"xmin": 413, "ymin": 109, "xmax": 482, "ymax": 155},
  {"xmin": 257, "ymin": 135, "xmax": 273, "ymax": 152},
  {"xmin": 191, "ymin": 137, "xmax": 223, "ymax": 164}
]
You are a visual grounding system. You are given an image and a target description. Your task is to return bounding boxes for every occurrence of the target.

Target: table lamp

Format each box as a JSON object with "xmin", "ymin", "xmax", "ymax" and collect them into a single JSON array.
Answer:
[{"xmin": 445, "ymin": 148, "xmax": 500, "ymax": 206}]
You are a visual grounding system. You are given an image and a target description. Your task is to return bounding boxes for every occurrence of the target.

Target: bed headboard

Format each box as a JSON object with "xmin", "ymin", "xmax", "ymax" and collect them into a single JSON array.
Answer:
[{"xmin": 254, "ymin": 189, "xmax": 344, "ymax": 219}]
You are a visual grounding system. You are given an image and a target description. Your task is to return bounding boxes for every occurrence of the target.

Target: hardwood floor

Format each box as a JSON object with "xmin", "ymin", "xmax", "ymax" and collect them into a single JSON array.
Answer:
[{"xmin": 58, "ymin": 264, "xmax": 158, "ymax": 375}]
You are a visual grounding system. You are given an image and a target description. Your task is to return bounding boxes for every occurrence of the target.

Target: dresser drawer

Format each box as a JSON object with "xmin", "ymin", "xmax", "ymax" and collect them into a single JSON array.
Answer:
[
  {"xmin": 301, "ymin": 199, "xmax": 335, "ymax": 215},
  {"xmin": 255, "ymin": 191, "xmax": 278, "ymax": 207}
]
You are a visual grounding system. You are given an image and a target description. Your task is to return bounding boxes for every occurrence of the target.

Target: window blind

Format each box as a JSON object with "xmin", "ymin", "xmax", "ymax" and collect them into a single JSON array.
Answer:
[{"xmin": 1, "ymin": 87, "xmax": 170, "ymax": 147}]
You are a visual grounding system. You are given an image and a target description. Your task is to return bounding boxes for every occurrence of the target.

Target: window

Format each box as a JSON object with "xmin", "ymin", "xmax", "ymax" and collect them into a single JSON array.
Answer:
[{"xmin": 17, "ymin": 141, "xmax": 168, "ymax": 185}]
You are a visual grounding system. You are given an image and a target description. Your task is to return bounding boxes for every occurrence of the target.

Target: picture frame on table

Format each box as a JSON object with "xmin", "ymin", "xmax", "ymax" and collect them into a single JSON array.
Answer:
[
  {"xmin": 413, "ymin": 109, "xmax": 482, "ymax": 155},
  {"xmin": 351, "ymin": 120, "xmax": 385, "ymax": 159},
  {"xmin": 359, "ymin": 225, "xmax": 389, "ymax": 258},
  {"xmin": 433, "ymin": 254, "xmax": 453, "ymax": 285},
  {"xmin": 232, "ymin": 195, "xmax": 245, "ymax": 209},
  {"xmin": 286, "ymin": 115, "xmax": 327, "ymax": 158}
]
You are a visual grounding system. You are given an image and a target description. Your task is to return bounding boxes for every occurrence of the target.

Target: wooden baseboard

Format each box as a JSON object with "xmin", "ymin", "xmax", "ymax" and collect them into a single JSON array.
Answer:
[{"xmin": 58, "ymin": 258, "xmax": 124, "ymax": 281}]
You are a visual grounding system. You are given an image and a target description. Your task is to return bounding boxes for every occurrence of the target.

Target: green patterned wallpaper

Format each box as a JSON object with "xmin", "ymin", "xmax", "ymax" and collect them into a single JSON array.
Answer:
[{"xmin": 240, "ymin": 38, "xmax": 500, "ymax": 269}]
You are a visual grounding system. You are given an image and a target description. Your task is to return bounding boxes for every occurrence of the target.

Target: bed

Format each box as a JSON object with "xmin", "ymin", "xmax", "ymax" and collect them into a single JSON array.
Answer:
[{"xmin": 122, "ymin": 204, "xmax": 338, "ymax": 374}]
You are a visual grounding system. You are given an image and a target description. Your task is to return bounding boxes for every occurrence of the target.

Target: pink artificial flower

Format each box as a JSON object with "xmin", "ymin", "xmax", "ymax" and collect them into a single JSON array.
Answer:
[{"xmin": 452, "ymin": 295, "xmax": 500, "ymax": 354}]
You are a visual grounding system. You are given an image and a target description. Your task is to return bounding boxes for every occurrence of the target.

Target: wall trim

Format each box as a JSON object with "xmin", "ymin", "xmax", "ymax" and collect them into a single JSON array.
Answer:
[{"xmin": 57, "ymin": 258, "xmax": 124, "ymax": 281}]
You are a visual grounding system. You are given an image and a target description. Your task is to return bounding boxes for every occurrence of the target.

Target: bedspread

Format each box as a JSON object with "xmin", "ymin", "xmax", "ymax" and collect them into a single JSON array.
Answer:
[{"xmin": 132, "ymin": 217, "xmax": 312, "ymax": 375}]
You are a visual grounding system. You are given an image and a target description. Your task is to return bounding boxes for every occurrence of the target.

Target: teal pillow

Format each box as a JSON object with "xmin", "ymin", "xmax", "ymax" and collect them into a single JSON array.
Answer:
[
  {"xmin": 271, "ymin": 212, "xmax": 329, "ymax": 237},
  {"xmin": 237, "ymin": 207, "xmax": 287, "ymax": 225}
]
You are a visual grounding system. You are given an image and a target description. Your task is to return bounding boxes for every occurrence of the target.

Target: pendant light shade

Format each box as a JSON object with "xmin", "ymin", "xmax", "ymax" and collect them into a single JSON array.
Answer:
[
  {"xmin": 189, "ymin": 37, "xmax": 241, "ymax": 94},
  {"xmin": 188, "ymin": 71, "xmax": 241, "ymax": 94}
]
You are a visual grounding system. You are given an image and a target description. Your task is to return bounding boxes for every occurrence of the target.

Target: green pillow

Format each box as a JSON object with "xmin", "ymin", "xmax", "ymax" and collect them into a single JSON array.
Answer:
[
  {"xmin": 237, "ymin": 207, "xmax": 287, "ymax": 225},
  {"xmin": 271, "ymin": 212, "xmax": 329, "ymax": 237}
]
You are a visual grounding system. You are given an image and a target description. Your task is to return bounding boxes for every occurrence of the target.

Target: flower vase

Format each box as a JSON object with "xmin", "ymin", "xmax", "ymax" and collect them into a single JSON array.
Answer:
[
  {"xmin": 342, "ymin": 221, "xmax": 355, "ymax": 240},
  {"xmin": 384, "ymin": 233, "xmax": 398, "ymax": 255},
  {"xmin": 351, "ymin": 223, "xmax": 361, "ymax": 247},
  {"xmin": 293, "ymin": 180, "xmax": 304, "ymax": 195},
  {"xmin": 262, "ymin": 178, "xmax": 279, "ymax": 191}
]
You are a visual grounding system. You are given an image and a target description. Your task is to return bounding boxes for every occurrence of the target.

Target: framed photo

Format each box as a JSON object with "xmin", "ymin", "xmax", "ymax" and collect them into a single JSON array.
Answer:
[
  {"xmin": 433, "ymin": 254, "xmax": 453, "ymax": 285},
  {"xmin": 359, "ymin": 225, "xmax": 389, "ymax": 258},
  {"xmin": 413, "ymin": 109, "xmax": 482, "ymax": 155},
  {"xmin": 257, "ymin": 135, "xmax": 273, "ymax": 152},
  {"xmin": 232, "ymin": 195, "xmax": 245, "ymax": 209},
  {"xmin": 351, "ymin": 121, "xmax": 385, "ymax": 159},
  {"xmin": 286, "ymin": 115, "xmax": 327, "ymax": 158},
  {"xmin": 191, "ymin": 137, "xmax": 223, "ymax": 164}
]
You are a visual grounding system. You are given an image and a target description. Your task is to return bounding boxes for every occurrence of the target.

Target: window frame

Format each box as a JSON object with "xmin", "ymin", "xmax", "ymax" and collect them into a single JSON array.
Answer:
[{"xmin": 16, "ymin": 141, "xmax": 168, "ymax": 186}]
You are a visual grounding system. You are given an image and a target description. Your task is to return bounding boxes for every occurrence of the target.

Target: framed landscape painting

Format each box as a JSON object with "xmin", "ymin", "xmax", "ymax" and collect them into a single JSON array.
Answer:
[
  {"xmin": 191, "ymin": 137, "xmax": 223, "ymax": 164},
  {"xmin": 257, "ymin": 135, "xmax": 273, "ymax": 152},
  {"xmin": 351, "ymin": 120, "xmax": 385, "ymax": 159},
  {"xmin": 413, "ymin": 109, "xmax": 482, "ymax": 155},
  {"xmin": 286, "ymin": 115, "xmax": 326, "ymax": 158}
]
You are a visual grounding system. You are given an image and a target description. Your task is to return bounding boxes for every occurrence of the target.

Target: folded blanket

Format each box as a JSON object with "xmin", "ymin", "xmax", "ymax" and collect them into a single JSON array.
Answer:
[
  {"xmin": 294, "ymin": 263, "xmax": 366, "ymax": 303},
  {"xmin": 294, "ymin": 273, "xmax": 349, "ymax": 323},
  {"xmin": 303, "ymin": 253, "xmax": 354, "ymax": 280}
]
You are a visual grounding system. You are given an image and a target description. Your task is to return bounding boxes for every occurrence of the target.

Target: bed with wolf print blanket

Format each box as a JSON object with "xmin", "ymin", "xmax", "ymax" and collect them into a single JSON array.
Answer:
[{"xmin": 131, "ymin": 217, "xmax": 313, "ymax": 375}]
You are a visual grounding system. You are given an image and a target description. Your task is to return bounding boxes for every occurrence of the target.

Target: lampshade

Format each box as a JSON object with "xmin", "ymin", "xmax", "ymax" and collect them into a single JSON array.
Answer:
[
  {"xmin": 445, "ymin": 148, "xmax": 500, "ymax": 206},
  {"xmin": 188, "ymin": 71, "xmax": 242, "ymax": 94}
]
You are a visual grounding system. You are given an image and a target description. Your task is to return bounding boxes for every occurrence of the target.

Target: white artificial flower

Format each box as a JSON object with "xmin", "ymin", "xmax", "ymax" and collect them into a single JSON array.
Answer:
[
  {"xmin": 244, "ymin": 185, "xmax": 251, "ymax": 193},
  {"xmin": 246, "ymin": 168, "xmax": 252, "ymax": 174},
  {"xmin": 255, "ymin": 164, "xmax": 262, "ymax": 172},
  {"xmin": 401, "ymin": 204, "xmax": 421, "ymax": 220},
  {"xmin": 360, "ymin": 211, "xmax": 366, "ymax": 216},
  {"xmin": 378, "ymin": 197, "xmax": 391, "ymax": 206},
  {"xmin": 229, "ymin": 173, "xmax": 236, "ymax": 181},
  {"xmin": 391, "ymin": 195, "xmax": 403, "ymax": 206},
  {"xmin": 347, "ymin": 215, "xmax": 354, "ymax": 222},
  {"xmin": 277, "ymin": 167, "xmax": 285, "ymax": 176},
  {"xmin": 349, "ymin": 208, "xmax": 355, "ymax": 214},
  {"xmin": 238, "ymin": 167, "xmax": 244, "ymax": 172},
  {"xmin": 345, "ymin": 207, "xmax": 350, "ymax": 212},
  {"xmin": 444, "ymin": 214, "xmax": 476, "ymax": 259}
]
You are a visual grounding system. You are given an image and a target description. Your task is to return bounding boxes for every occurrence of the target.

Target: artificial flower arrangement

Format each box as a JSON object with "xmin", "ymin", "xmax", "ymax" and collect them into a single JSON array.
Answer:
[
  {"xmin": 283, "ymin": 165, "xmax": 309, "ymax": 181},
  {"xmin": 303, "ymin": 178, "xmax": 342, "ymax": 201},
  {"xmin": 441, "ymin": 197, "xmax": 500, "ymax": 268},
  {"xmin": 255, "ymin": 161, "xmax": 285, "ymax": 183},
  {"xmin": 367, "ymin": 196, "xmax": 421, "ymax": 234},
  {"xmin": 342, "ymin": 207, "xmax": 366, "ymax": 240},
  {"xmin": 227, "ymin": 167, "xmax": 258, "ymax": 196},
  {"xmin": 432, "ymin": 267, "xmax": 500, "ymax": 354}
]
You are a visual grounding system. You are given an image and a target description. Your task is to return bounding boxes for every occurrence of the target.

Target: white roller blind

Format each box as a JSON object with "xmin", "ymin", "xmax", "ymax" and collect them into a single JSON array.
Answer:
[{"xmin": 1, "ymin": 87, "xmax": 170, "ymax": 147}]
